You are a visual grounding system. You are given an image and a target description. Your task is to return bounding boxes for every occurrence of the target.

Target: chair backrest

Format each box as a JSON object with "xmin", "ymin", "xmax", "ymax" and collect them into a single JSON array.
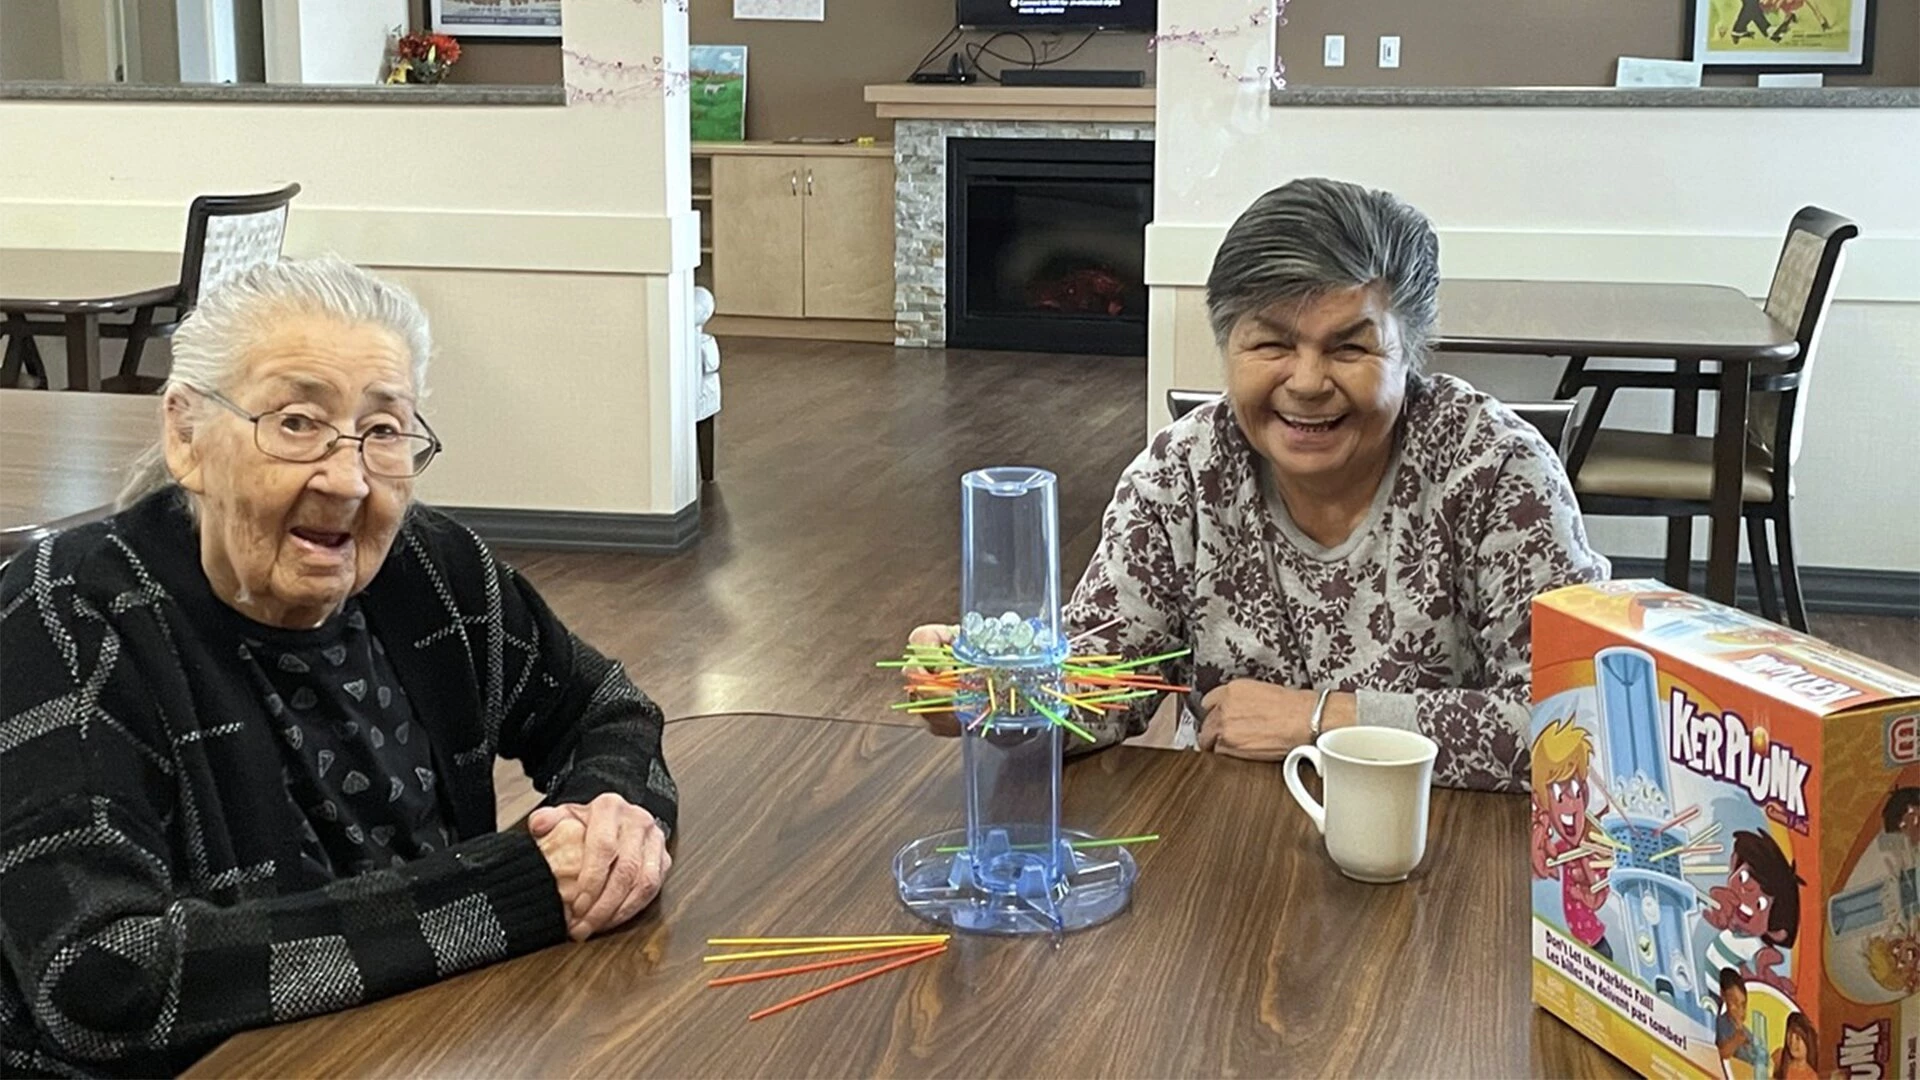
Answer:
[
  {"xmin": 1756, "ymin": 205, "xmax": 1857, "ymax": 469},
  {"xmin": 1507, "ymin": 400, "xmax": 1581, "ymax": 462},
  {"xmin": 1167, "ymin": 389, "xmax": 1217, "ymax": 421},
  {"xmin": 177, "ymin": 183, "xmax": 302, "ymax": 311}
]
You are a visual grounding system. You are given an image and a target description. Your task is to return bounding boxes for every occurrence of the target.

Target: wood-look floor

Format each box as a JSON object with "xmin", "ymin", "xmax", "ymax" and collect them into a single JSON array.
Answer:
[
  {"xmin": 501, "ymin": 337, "xmax": 1918, "ymax": 728},
  {"xmin": 500, "ymin": 338, "xmax": 1151, "ymax": 725}
]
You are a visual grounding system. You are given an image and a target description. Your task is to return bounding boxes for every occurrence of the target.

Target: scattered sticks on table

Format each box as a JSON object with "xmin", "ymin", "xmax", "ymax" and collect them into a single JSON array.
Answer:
[{"xmin": 704, "ymin": 933, "xmax": 951, "ymax": 1022}]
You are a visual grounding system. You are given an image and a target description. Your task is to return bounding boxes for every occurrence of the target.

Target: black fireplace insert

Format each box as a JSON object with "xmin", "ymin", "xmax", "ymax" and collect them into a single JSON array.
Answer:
[{"xmin": 945, "ymin": 138, "xmax": 1153, "ymax": 356}]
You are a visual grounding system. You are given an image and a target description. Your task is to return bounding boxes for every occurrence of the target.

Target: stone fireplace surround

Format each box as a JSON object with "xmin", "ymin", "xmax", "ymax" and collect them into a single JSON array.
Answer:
[{"xmin": 892, "ymin": 118, "xmax": 1154, "ymax": 348}]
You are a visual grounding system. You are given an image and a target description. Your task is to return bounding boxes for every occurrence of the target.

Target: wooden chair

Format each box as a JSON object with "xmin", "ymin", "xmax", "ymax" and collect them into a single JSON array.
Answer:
[
  {"xmin": 1165, "ymin": 389, "xmax": 1584, "ymax": 461},
  {"xmin": 1558, "ymin": 206, "xmax": 1857, "ymax": 630},
  {"xmin": 102, "ymin": 183, "xmax": 302, "ymax": 392},
  {"xmin": 0, "ymin": 184, "xmax": 299, "ymax": 394},
  {"xmin": 0, "ymin": 313, "xmax": 50, "ymax": 389}
]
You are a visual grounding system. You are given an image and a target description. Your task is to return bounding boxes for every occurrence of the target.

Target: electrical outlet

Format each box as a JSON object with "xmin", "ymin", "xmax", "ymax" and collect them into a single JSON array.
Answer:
[
  {"xmin": 1379, "ymin": 35, "xmax": 1401, "ymax": 68},
  {"xmin": 1323, "ymin": 34, "xmax": 1346, "ymax": 68}
]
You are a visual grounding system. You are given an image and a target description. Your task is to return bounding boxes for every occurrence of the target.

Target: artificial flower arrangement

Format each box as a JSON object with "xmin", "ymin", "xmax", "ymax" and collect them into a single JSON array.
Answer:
[{"xmin": 388, "ymin": 32, "xmax": 462, "ymax": 85}]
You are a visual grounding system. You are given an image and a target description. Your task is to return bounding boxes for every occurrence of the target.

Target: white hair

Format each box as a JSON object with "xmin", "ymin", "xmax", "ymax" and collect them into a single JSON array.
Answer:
[{"xmin": 119, "ymin": 255, "xmax": 433, "ymax": 508}]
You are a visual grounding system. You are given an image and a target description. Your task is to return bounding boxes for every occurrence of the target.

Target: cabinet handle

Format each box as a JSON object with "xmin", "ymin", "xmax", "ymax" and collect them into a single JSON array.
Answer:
[
  {"xmin": 790, "ymin": 171, "xmax": 799, "ymax": 196},
  {"xmin": 805, "ymin": 170, "xmax": 814, "ymax": 196}
]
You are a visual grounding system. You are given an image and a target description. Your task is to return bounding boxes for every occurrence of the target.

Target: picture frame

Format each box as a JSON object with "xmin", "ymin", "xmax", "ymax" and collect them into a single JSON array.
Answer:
[
  {"xmin": 428, "ymin": 0, "xmax": 562, "ymax": 40},
  {"xmin": 689, "ymin": 46, "xmax": 748, "ymax": 142},
  {"xmin": 1688, "ymin": 0, "xmax": 1875, "ymax": 73}
]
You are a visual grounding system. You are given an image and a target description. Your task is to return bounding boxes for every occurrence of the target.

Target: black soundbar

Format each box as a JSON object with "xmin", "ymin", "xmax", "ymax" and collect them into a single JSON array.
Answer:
[{"xmin": 999, "ymin": 68, "xmax": 1145, "ymax": 88}]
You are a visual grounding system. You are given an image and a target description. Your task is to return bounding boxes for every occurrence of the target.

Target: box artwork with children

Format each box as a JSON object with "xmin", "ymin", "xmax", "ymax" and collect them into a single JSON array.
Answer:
[{"xmin": 1530, "ymin": 581, "xmax": 1920, "ymax": 1079}]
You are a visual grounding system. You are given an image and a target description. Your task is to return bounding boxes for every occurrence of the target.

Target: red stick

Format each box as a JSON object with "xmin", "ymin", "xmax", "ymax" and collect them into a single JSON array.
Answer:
[
  {"xmin": 707, "ymin": 942, "xmax": 938, "ymax": 988},
  {"xmin": 746, "ymin": 943, "xmax": 947, "ymax": 1021}
]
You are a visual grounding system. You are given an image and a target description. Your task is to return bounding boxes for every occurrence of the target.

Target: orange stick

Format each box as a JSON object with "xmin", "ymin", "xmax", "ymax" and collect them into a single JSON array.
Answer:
[
  {"xmin": 747, "ymin": 943, "xmax": 946, "ymax": 1021},
  {"xmin": 707, "ymin": 942, "xmax": 936, "ymax": 988}
]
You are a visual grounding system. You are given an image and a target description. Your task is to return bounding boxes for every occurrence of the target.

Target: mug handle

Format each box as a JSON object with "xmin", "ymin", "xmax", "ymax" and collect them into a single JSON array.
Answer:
[{"xmin": 1284, "ymin": 744, "xmax": 1326, "ymax": 835}]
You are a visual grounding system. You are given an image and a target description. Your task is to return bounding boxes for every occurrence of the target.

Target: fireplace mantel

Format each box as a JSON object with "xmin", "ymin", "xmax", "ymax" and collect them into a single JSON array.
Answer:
[{"xmin": 865, "ymin": 83, "xmax": 1156, "ymax": 124}]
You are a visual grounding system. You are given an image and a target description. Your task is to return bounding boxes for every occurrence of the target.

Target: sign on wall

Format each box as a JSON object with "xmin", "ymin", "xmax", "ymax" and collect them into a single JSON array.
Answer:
[
  {"xmin": 1690, "ymin": 0, "xmax": 1875, "ymax": 72},
  {"xmin": 430, "ymin": 0, "xmax": 563, "ymax": 39}
]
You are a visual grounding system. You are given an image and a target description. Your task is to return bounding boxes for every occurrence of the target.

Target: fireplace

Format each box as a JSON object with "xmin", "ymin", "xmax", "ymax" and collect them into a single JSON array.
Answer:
[{"xmin": 945, "ymin": 138, "xmax": 1153, "ymax": 355}]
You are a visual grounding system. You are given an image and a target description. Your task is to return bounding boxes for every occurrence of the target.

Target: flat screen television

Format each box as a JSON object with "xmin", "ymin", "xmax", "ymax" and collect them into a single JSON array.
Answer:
[{"xmin": 955, "ymin": 0, "xmax": 1156, "ymax": 31}]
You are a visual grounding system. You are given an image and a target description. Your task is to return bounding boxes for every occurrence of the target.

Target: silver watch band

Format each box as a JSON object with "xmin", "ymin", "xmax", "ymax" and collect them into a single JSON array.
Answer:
[{"xmin": 1309, "ymin": 687, "xmax": 1333, "ymax": 742}]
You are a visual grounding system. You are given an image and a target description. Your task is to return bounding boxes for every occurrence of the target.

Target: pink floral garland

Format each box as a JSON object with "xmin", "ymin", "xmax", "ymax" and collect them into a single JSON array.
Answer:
[
  {"xmin": 563, "ymin": 49, "xmax": 690, "ymax": 104},
  {"xmin": 1147, "ymin": 1, "xmax": 1291, "ymax": 89}
]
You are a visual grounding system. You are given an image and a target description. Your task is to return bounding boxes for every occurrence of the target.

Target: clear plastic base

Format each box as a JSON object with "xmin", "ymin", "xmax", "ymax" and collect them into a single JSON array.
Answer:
[{"xmin": 894, "ymin": 826, "xmax": 1137, "ymax": 937}]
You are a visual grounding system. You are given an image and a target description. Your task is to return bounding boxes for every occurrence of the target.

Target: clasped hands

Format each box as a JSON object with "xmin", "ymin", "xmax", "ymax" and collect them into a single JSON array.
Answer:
[{"xmin": 529, "ymin": 792, "xmax": 672, "ymax": 941}]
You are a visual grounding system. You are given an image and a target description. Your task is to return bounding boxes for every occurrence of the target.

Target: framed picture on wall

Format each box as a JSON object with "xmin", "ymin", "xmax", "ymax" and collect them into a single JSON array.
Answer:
[
  {"xmin": 1689, "ymin": 0, "xmax": 1875, "ymax": 72},
  {"xmin": 689, "ymin": 46, "xmax": 748, "ymax": 142},
  {"xmin": 430, "ymin": 0, "xmax": 562, "ymax": 40}
]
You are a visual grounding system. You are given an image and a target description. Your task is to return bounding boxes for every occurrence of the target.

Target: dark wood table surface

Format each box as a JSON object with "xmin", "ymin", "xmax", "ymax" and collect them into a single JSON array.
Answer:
[
  {"xmin": 0, "ymin": 249, "xmax": 179, "ymax": 391},
  {"xmin": 1436, "ymin": 279, "xmax": 1799, "ymax": 607},
  {"xmin": 189, "ymin": 713, "xmax": 1627, "ymax": 1078},
  {"xmin": 0, "ymin": 387, "xmax": 156, "ymax": 558}
]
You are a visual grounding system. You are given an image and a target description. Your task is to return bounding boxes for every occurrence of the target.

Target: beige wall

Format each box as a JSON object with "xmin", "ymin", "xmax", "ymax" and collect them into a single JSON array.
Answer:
[
  {"xmin": 424, "ymin": 0, "xmax": 1152, "ymax": 140},
  {"xmin": 686, "ymin": 0, "xmax": 1151, "ymax": 140},
  {"xmin": 1278, "ymin": 0, "xmax": 1918, "ymax": 88},
  {"xmin": 0, "ymin": 0, "xmax": 700, "ymax": 518},
  {"xmin": 0, "ymin": 0, "xmax": 64, "ymax": 80},
  {"xmin": 138, "ymin": 0, "xmax": 182, "ymax": 83},
  {"xmin": 1151, "ymin": 0, "xmax": 1920, "ymax": 572}
]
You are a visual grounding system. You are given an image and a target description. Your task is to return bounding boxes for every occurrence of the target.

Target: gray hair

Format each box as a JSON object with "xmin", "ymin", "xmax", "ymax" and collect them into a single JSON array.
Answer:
[
  {"xmin": 119, "ymin": 256, "xmax": 433, "ymax": 507},
  {"xmin": 1205, "ymin": 177, "xmax": 1441, "ymax": 368}
]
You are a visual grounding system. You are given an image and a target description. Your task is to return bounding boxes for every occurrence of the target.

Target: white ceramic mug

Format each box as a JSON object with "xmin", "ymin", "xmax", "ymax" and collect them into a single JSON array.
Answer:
[{"xmin": 1284, "ymin": 726, "xmax": 1439, "ymax": 883}]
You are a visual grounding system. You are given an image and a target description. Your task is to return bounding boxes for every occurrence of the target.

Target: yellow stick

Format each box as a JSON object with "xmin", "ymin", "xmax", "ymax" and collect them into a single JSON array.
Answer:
[
  {"xmin": 1549, "ymin": 845, "xmax": 1608, "ymax": 868},
  {"xmin": 1040, "ymin": 684, "xmax": 1101, "ymax": 718},
  {"xmin": 706, "ymin": 934, "xmax": 948, "ymax": 948},
  {"xmin": 704, "ymin": 940, "xmax": 953, "ymax": 963},
  {"xmin": 1646, "ymin": 840, "xmax": 1697, "ymax": 863}
]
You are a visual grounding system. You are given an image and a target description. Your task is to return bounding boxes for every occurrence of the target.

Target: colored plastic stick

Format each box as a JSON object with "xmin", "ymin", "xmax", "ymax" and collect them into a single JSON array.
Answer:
[{"xmin": 747, "ymin": 944, "xmax": 947, "ymax": 1021}]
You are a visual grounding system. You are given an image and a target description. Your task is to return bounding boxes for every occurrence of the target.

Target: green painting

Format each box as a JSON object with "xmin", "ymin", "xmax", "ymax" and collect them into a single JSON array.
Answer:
[{"xmin": 690, "ymin": 45, "xmax": 747, "ymax": 142}]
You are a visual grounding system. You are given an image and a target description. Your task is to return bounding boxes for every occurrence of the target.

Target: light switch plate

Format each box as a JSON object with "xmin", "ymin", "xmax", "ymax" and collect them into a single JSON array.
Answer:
[
  {"xmin": 1323, "ymin": 34, "xmax": 1346, "ymax": 68},
  {"xmin": 1379, "ymin": 35, "xmax": 1401, "ymax": 68}
]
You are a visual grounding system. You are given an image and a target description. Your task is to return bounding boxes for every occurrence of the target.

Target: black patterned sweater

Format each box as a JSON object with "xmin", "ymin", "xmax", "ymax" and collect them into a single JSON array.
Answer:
[{"xmin": 0, "ymin": 491, "xmax": 678, "ymax": 1077}]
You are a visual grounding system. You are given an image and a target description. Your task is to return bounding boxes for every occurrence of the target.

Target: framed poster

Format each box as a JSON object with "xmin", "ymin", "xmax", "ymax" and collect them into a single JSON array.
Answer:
[
  {"xmin": 1689, "ymin": 0, "xmax": 1875, "ymax": 73},
  {"xmin": 689, "ymin": 46, "xmax": 747, "ymax": 142},
  {"xmin": 430, "ymin": 0, "xmax": 562, "ymax": 40}
]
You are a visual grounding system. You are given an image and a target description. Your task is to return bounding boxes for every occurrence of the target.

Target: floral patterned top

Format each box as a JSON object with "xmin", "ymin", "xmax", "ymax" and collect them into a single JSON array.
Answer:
[{"xmin": 1061, "ymin": 373, "xmax": 1609, "ymax": 792}]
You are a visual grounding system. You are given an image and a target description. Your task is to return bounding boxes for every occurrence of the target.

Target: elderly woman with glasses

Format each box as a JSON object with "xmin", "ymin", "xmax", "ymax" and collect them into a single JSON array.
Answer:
[
  {"xmin": 909, "ymin": 178, "xmax": 1608, "ymax": 792},
  {"xmin": 0, "ymin": 257, "xmax": 676, "ymax": 1077}
]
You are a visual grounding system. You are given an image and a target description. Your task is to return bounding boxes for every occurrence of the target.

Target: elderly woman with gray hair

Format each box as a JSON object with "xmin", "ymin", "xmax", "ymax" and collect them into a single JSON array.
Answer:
[
  {"xmin": 911, "ymin": 177, "xmax": 1606, "ymax": 791},
  {"xmin": 0, "ymin": 257, "xmax": 676, "ymax": 1077}
]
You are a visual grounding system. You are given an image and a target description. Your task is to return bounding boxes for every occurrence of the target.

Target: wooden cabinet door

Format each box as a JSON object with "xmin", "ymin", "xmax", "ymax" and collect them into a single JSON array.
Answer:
[
  {"xmin": 800, "ymin": 156, "xmax": 896, "ymax": 321},
  {"xmin": 712, "ymin": 155, "xmax": 805, "ymax": 318}
]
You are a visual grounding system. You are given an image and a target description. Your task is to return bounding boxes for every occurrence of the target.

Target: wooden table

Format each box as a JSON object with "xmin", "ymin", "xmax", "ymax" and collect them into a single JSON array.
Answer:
[
  {"xmin": 1436, "ymin": 279, "xmax": 1799, "ymax": 606},
  {"xmin": 0, "ymin": 388, "xmax": 157, "ymax": 558},
  {"xmin": 189, "ymin": 713, "xmax": 1627, "ymax": 1078},
  {"xmin": 0, "ymin": 249, "xmax": 180, "ymax": 391}
]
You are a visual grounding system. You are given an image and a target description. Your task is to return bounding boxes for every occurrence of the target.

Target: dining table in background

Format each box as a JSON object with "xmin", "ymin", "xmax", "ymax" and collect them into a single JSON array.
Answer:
[
  {"xmin": 0, "ymin": 249, "xmax": 180, "ymax": 392},
  {"xmin": 1435, "ymin": 279, "xmax": 1799, "ymax": 608},
  {"xmin": 0, "ymin": 388, "xmax": 156, "ymax": 560},
  {"xmin": 189, "ymin": 713, "xmax": 1630, "ymax": 1079}
]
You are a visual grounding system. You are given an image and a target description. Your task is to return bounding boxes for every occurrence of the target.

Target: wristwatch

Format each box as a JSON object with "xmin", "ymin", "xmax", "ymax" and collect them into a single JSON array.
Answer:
[{"xmin": 1309, "ymin": 688, "xmax": 1333, "ymax": 742}]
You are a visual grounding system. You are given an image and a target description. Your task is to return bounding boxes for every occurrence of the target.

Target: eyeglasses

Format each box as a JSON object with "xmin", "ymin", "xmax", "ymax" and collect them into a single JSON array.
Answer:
[{"xmin": 201, "ymin": 389, "xmax": 443, "ymax": 478}]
